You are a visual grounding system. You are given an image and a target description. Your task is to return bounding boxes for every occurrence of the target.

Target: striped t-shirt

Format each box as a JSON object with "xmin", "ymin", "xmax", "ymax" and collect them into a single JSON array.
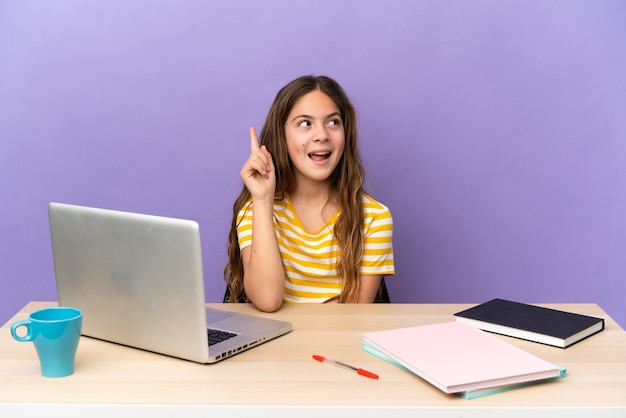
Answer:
[{"xmin": 236, "ymin": 193, "xmax": 395, "ymax": 303}]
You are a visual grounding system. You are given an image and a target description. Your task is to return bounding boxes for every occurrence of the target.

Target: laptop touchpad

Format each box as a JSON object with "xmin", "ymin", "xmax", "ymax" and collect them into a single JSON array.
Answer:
[{"xmin": 206, "ymin": 308, "xmax": 237, "ymax": 324}]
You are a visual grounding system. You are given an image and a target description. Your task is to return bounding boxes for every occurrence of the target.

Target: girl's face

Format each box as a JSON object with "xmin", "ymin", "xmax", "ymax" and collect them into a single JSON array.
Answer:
[{"xmin": 284, "ymin": 90, "xmax": 345, "ymax": 187}]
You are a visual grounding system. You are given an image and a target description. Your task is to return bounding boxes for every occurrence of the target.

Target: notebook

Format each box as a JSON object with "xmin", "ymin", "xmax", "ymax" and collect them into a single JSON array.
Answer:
[
  {"xmin": 362, "ymin": 321, "xmax": 563, "ymax": 395},
  {"xmin": 362, "ymin": 340, "xmax": 566, "ymax": 399},
  {"xmin": 454, "ymin": 298, "xmax": 604, "ymax": 348},
  {"xmin": 48, "ymin": 202, "xmax": 292, "ymax": 364}
]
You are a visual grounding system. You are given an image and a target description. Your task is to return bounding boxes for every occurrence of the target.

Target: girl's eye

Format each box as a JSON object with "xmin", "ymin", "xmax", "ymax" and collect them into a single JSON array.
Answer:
[
  {"xmin": 298, "ymin": 120, "xmax": 311, "ymax": 127},
  {"xmin": 328, "ymin": 119, "xmax": 341, "ymax": 126}
]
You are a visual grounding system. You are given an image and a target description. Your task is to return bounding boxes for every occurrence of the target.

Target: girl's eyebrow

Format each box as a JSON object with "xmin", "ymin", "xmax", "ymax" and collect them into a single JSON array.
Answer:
[{"xmin": 291, "ymin": 111, "xmax": 342, "ymax": 123}]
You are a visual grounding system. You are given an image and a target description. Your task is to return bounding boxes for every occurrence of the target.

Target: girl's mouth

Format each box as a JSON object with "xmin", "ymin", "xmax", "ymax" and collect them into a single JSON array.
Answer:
[{"xmin": 308, "ymin": 151, "xmax": 331, "ymax": 161}]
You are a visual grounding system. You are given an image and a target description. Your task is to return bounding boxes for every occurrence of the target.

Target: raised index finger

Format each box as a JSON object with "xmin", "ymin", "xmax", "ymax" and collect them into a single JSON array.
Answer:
[{"xmin": 249, "ymin": 126, "xmax": 260, "ymax": 153}]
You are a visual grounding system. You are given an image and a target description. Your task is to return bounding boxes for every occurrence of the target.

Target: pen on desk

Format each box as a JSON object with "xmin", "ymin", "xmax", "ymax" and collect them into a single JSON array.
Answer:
[{"xmin": 312, "ymin": 354, "xmax": 379, "ymax": 380}]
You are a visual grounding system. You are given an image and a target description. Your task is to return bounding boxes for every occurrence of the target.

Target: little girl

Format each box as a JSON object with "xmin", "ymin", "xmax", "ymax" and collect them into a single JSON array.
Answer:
[{"xmin": 224, "ymin": 75, "xmax": 394, "ymax": 312}]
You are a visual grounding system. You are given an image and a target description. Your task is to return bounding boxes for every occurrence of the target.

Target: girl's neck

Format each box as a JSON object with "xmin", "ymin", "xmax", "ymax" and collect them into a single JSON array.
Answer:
[
  {"xmin": 290, "ymin": 176, "xmax": 333, "ymax": 204},
  {"xmin": 290, "ymin": 181, "xmax": 338, "ymax": 232}
]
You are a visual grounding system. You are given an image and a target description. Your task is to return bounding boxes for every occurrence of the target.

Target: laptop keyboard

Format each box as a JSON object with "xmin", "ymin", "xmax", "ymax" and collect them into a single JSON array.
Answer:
[{"xmin": 208, "ymin": 328, "xmax": 237, "ymax": 346}]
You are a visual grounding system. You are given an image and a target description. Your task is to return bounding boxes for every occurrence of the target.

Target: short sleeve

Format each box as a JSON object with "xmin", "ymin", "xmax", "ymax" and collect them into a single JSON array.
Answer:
[
  {"xmin": 236, "ymin": 200, "xmax": 254, "ymax": 251},
  {"xmin": 361, "ymin": 197, "xmax": 395, "ymax": 276}
]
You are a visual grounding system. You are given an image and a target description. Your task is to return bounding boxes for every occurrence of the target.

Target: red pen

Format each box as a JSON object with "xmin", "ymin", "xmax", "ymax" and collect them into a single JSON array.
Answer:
[{"xmin": 312, "ymin": 354, "xmax": 379, "ymax": 380}]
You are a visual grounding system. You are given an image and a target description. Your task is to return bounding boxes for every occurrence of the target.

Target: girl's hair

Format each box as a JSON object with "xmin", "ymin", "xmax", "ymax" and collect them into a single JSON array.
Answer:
[{"xmin": 223, "ymin": 75, "xmax": 365, "ymax": 303}]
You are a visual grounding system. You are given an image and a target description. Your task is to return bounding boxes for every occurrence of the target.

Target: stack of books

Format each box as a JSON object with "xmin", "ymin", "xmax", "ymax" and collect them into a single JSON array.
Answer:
[
  {"xmin": 362, "ymin": 299, "xmax": 604, "ymax": 399},
  {"xmin": 363, "ymin": 321, "xmax": 566, "ymax": 399}
]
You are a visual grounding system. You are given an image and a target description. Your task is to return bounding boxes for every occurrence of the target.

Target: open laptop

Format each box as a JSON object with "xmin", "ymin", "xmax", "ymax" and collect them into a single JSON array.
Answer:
[{"xmin": 48, "ymin": 202, "xmax": 292, "ymax": 364}]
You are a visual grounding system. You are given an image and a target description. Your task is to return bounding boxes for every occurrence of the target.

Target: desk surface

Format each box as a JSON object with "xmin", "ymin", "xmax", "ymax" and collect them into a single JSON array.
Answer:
[{"xmin": 1, "ymin": 302, "xmax": 625, "ymax": 417}]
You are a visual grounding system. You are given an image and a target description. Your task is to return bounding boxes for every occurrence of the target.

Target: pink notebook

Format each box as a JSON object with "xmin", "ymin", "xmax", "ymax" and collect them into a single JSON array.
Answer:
[{"xmin": 363, "ymin": 321, "xmax": 562, "ymax": 394}]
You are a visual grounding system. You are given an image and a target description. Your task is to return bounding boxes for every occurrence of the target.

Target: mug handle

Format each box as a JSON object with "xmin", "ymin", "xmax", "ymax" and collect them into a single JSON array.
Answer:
[{"xmin": 11, "ymin": 320, "xmax": 33, "ymax": 342}]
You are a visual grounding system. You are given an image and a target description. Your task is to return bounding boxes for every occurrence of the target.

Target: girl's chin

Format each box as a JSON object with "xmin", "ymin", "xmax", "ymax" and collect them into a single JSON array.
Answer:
[{"xmin": 295, "ymin": 171, "xmax": 334, "ymax": 184}]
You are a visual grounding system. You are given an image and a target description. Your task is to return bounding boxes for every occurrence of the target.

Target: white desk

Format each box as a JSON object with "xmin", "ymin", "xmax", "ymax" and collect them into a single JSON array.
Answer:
[{"xmin": 1, "ymin": 302, "xmax": 625, "ymax": 417}]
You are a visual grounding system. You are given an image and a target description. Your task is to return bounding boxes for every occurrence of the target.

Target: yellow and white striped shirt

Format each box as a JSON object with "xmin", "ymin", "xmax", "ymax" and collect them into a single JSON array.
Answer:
[{"xmin": 236, "ymin": 193, "xmax": 395, "ymax": 303}]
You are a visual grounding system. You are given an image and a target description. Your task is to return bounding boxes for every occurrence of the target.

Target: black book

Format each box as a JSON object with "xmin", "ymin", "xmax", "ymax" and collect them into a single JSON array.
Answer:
[{"xmin": 454, "ymin": 298, "xmax": 605, "ymax": 348}]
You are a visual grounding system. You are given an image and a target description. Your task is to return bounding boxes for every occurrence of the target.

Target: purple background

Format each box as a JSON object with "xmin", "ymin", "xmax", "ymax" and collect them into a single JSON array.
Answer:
[{"xmin": 1, "ymin": 1, "xmax": 625, "ymax": 327}]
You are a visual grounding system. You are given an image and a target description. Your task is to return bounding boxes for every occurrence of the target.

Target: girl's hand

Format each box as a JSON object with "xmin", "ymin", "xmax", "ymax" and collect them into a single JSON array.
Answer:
[{"xmin": 240, "ymin": 126, "xmax": 276, "ymax": 201}]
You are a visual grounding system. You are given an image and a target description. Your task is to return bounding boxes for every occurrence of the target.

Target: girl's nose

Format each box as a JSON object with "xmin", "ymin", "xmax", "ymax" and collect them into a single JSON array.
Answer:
[{"xmin": 313, "ymin": 126, "xmax": 329, "ymax": 142}]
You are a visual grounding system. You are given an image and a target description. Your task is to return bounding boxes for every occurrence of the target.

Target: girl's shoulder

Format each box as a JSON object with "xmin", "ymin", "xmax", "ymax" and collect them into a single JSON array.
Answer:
[
  {"xmin": 362, "ymin": 193, "xmax": 391, "ymax": 213},
  {"xmin": 236, "ymin": 196, "xmax": 290, "ymax": 222}
]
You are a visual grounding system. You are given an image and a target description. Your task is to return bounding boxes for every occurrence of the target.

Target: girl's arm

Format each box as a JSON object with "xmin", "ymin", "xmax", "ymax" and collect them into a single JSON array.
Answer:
[
  {"xmin": 241, "ymin": 197, "xmax": 285, "ymax": 312},
  {"xmin": 358, "ymin": 275, "xmax": 383, "ymax": 303},
  {"xmin": 240, "ymin": 127, "xmax": 285, "ymax": 312},
  {"xmin": 358, "ymin": 201, "xmax": 394, "ymax": 303}
]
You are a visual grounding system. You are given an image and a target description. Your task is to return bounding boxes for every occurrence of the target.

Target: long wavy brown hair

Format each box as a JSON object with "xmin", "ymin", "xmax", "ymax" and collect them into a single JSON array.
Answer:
[{"xmin": 224, "ymin": 75, "xmax": 365, "ymax": 303}]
